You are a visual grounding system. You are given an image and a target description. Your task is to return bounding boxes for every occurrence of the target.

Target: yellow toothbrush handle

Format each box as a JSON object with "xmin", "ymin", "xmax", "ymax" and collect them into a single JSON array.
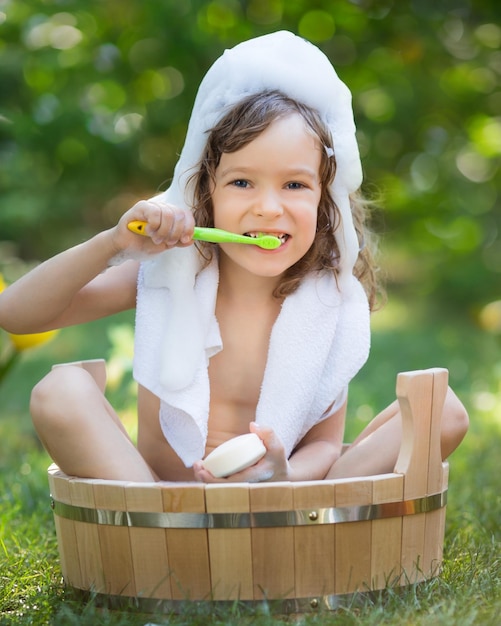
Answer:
[{"xmin": 128, "ymin": 220, "xmax": 148, "ymax": 235}]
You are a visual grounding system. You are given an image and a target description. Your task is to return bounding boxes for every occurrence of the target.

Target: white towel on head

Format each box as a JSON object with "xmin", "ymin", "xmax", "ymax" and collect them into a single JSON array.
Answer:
[
  {"xmin": 137, "ymin": 30, "xmax": 364, "ymax": 393},
  {"xmin": 134, "ymin": 259, "xmax": 370, "ymax": 467}
]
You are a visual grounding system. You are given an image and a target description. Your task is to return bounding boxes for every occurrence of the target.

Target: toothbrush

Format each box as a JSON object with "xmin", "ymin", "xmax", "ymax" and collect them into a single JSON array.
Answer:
[{"xmin": 127, "ymin": 220, "xmax": 281, "ymax": 250}]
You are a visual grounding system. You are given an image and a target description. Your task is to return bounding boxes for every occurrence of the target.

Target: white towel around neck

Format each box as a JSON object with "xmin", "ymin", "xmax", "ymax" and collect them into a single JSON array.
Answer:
[{"xmin": 134, "ymin": 259, "xmax": 370, "ymax": 467}]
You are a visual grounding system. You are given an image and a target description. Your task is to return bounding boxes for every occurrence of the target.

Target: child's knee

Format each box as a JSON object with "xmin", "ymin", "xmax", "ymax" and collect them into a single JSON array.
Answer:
[
  {"xmin": 30, "ymin": 365, "xmax": 95, "ymax": 426},
  {"xmin": 441, "ymin": 388, "xmax": 469, "ymax": 457}
]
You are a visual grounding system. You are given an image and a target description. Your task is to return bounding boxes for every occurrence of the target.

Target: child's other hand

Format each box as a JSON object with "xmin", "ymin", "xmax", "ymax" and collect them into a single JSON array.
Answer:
[
  {"xmin": 192, "ymin": 423, "xmax": 291, "ymax": 483},
  {"xmin": 113, "ymin": 199, "xmax": 195, "ymax": 257}
]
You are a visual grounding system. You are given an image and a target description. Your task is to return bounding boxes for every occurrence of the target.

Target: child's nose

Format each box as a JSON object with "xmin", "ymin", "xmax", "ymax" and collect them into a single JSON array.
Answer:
[{"xmin": 253, "ymin": 189, "xmax": 284, "ymax": 218}]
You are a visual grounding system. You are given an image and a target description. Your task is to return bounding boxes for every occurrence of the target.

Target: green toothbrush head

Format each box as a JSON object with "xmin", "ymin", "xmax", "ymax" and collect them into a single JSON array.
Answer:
[{"xmin": 255, "ymin": 234, "xmax": 282, "ymax": 249}]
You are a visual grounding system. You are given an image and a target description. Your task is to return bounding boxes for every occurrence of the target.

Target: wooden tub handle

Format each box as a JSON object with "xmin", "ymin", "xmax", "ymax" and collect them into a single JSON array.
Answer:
[{"xmin": 394, "ymin": 368, "xmax": 449, "ymax": 498}]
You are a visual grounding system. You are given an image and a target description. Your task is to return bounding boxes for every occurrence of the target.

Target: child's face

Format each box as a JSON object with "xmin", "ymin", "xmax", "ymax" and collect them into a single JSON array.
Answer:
[{"xmin": 211, "ymin": 113, "xmax": 322, "ymax": 282}]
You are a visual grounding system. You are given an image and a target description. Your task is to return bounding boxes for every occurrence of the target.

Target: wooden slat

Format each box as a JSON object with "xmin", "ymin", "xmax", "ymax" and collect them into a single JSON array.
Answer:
[
  {"xmin": 69, "ymin": 477, "xmax": 105, "ymax": 592},
  {"xmin": 423, "ymin": 462, "xmax": 449, "ymax": 580},
  {"xmin": 206, "ymin": 484, "xmax": 252, "ymax": 600},
  {"xmin": 334, "ymin": 478, "xmax": 373, "ymax": 593},
  {"xmin": 162, "ymin": 483, "xmax": 211, "ymax": 600},
  {"xmin": 250, "ymin": 482, "xmax": 295, "ymax": 600},
  {"xmin": 396, "ymin": 371, "xmax": 428, "ymax": 584},
  {"xmin": 421, "ymin": 370, "xmax": 449, "ymax": 582},
  {"xmin": 400, "ymin": 512, "xmax": 427, "ymax": 584},
  {"xmin": 394, "ymin": 369, "xmax": 448, "ymax": 584},
  {"xmin": 427, "ymin": 369, "xmax": 449, "ymax": 494},
  {"xmin": 48, "ymin": 465, "xmax": 81, "ymax": 588},
  {"xmin": 293, "ymin": 480, "xmax": 336, "ymax": 598},
  {"xmin": 92, "ymin": 480, "xmax": 135, "ymax": 596},
  {"xmin": 125, "ymin": 483, "xmax": 171, "ymax": 599},
  {"xmin": 370, "ymin": 474, "xmax": 404, "ymax": 589}
]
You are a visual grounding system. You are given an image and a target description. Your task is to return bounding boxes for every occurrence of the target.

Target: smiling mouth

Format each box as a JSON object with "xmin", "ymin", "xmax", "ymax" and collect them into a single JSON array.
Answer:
[{"xmin": 244, "ymin": 232, "xmax": 290, "ymax": 245}]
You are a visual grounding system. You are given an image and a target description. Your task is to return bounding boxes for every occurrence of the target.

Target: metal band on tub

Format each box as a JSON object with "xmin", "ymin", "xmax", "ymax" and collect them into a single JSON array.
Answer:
[{"xmin": 50, "ymin": 490, "xmax": 447, "ymax": 529}]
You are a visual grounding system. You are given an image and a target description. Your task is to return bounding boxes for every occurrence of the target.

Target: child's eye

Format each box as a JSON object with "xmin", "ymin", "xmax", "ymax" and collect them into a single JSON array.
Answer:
[
  {"xmin": 231, "ymin": 179, "xmax": 249, "ymax": 188},
  {"xmin": 286, "ymin": 181, "xmax": 306, "ymax": 190}
]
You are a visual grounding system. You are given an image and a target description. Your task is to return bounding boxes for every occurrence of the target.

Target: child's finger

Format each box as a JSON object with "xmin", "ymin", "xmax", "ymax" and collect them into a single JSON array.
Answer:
[
  {"xmin": 125, "ymin": 200, "xmax": 194, "ymax": 247},
  {"xmin": 163, "ymin": 207, "xmax": 194, "ymax": 245},
  {"xmin": 193, "ymin": 461, "xmax": 226, "ymax": 484},
  {"xmin": 139, "ymin": 201, "xmax": 189, "ymax": 245}
]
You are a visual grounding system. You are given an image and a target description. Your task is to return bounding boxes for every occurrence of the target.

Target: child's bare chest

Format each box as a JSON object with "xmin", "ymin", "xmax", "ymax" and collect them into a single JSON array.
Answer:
[
  {"xmin": 209, "ymin": 323, "xmax": 269, "ymax": 410},
  {"xmin": 207, "ymin": 300, "xmax": 280, "ymax": 444}
]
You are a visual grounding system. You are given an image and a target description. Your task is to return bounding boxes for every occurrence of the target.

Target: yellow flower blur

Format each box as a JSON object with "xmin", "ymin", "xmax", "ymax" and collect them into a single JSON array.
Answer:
[
  {"xmin": 9, "ymin": 329, "xmax": 59, "ymax": 351},
  {"xmin": 479, "ymin": 300, "xmax": 501, "ymax": 333}
]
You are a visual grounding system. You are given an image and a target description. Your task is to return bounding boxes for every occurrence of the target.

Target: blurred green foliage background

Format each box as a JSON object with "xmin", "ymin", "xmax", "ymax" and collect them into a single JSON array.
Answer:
[{"xmin": 0, "ymin": 0, "xmax": 500, "ymax": 402}]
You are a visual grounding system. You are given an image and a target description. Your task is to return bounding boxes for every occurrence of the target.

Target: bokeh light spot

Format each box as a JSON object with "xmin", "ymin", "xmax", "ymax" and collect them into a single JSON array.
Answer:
[
  {"xmin": 56, "ymin": 137, "xmax": 88, "ymax": 164},
  {"xmin": 299, "ymin": 10, "xmax": 335, "ymax": 42},
  {"xmin": 246, "ymin": 0, "xmax": 282, "ymax": 24},
  {"xmin": 358, "ymin": 88, "xmax": 395, "ymax": 122},
  {"xmin": 456, "ymin": 148, "xmax": 496, "ymax": 183},
  {"xmin": 479, "ymin": 300, "xmax": 501, "ymax": 333}
]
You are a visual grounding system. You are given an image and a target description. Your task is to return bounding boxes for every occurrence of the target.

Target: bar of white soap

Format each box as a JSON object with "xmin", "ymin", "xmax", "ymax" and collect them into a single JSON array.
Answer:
[{"xmin": 202, "ymin": 433, "xmax": 266, "ymax": 478}]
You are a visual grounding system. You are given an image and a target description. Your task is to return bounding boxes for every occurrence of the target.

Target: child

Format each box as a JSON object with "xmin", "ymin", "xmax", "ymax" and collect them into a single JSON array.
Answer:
[{"xmin": 0, "ymin": 32, "xmax": 468, "ymax": 483}]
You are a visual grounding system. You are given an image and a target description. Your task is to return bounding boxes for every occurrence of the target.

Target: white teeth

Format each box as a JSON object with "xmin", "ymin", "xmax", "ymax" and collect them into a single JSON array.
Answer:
[
  {"xmin": 271, "ymin": 234, "xmax": 288, "ymax": 244},
  {"xmin": 245, "ymin": 231, "xmax": 288, "ymax": 242}
]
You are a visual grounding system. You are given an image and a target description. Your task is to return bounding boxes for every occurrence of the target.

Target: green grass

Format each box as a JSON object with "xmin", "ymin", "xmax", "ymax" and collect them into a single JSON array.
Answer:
[{"xmin": 1, "ymin": 310, "xmax": 500, "ymax": 625}]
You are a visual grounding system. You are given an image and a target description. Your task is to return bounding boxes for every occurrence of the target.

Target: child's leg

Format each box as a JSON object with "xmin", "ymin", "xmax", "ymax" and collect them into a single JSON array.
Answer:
[
  {"xmin": 30, "ymin": 365, "xmax": 156, "ymax": 481},
  {"xmin": 326, "ymin": 387, "xmax": 469, "ymax": 479}
]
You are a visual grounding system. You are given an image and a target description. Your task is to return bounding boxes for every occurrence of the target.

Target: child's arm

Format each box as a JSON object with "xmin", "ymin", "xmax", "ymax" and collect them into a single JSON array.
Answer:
[
  {"xmin": 0, "ymin": 199, "xmax": 194, "ymax": 333},
  {"xmin": 248, "ymin": 408, "xmax": 346, "ymax": 482},
  {"xmin": 277, "ymin": 407, "xmax": 347, "ymax": 481}
]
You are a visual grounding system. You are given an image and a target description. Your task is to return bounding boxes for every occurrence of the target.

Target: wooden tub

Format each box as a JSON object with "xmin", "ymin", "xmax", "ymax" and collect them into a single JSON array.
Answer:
[{"xmin": 48, "ymin": 367, "xmax": 449, "ymax": 613}]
